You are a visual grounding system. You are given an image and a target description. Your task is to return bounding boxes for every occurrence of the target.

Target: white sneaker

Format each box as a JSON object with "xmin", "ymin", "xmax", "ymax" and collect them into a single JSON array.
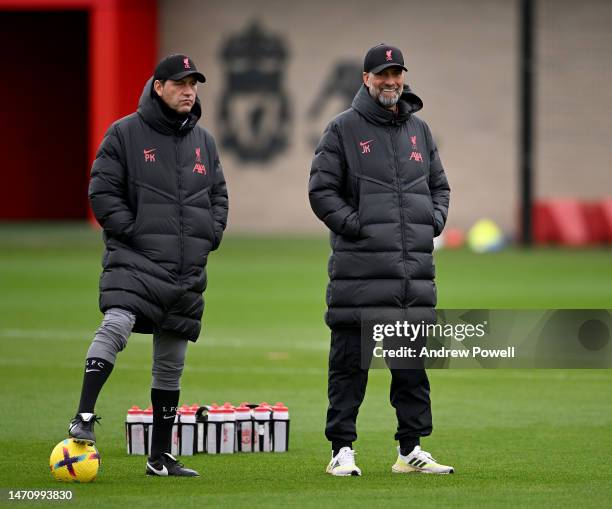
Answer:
[
  {"xmin": 326, "ymin": 447, "xmax": 361, "ymax": 476},
  {"xmin": 392, "ymin": 445, "xmax": 454, "ymax": 474}
]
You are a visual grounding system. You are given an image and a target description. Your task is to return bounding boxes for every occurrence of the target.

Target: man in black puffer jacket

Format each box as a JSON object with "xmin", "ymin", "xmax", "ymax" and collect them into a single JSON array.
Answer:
[
  {"xmin": 310, "ymin": 44, "xmax": 453, "ymax": 476},
  {"xmin": 68, "ymin": 55, "xmax": 228, "ymax": 477}
]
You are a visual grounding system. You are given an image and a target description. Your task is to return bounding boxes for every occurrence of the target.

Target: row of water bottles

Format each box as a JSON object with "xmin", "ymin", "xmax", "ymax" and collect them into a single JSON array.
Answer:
[{"xmin": 126, "ymin": 402, "xmax": 289, "ymax": 456}]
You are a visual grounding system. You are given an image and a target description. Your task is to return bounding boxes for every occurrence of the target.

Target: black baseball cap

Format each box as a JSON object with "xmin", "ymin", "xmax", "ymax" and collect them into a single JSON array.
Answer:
[
  {"xmin": 363, "ymin": 44, "xmax": 407, "ymax": 74},
  {"xmin": 154, "ymin": 54, "xmax": 206, "ymax": 83}
]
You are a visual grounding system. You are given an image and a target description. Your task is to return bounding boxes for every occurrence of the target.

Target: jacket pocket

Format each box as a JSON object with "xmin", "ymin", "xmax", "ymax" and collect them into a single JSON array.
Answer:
[
  {"xmin": 132, "ymin": 212, "xmax": 143, "ymax": 237},
  {"xmin": 348, "ymin": 173, "xmax": 361, "ymax": 211}
]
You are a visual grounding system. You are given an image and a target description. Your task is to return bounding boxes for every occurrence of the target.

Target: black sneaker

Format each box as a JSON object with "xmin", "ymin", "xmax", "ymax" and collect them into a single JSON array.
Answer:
[
  {"xmin": 68, "ymin": 413, "xmax": 100, "ymax": 445},
  {"xmin": 146, "ymin": 453, "xmax": 199, "ymax": 477}
]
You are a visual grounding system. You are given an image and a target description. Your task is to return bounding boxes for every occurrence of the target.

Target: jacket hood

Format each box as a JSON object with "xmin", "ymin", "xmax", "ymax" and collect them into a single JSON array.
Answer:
[
  {"xmin": 352, "ymin": 84, "xmax": 423, "ymax": 125},
  {"xmin": 137, "ymin": 77, "xmax": 202, "ymax": 136}
]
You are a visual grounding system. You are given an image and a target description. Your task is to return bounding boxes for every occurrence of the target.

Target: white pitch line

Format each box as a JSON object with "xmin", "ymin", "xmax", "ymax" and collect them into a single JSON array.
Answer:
[
  {"xmin": 0, "ymin": 357, "xmax": 326, "ymax": 376},
  {"xmin": 0, "ymin": 328, "xmax": 329, "ymax": 351},
  {"xmin": 0, "ymin": 329, "xmax": 91, "ymax": 340},
  {"xmin": 0, "ymin": 334, "xmax": 608, "ymax": 379}
]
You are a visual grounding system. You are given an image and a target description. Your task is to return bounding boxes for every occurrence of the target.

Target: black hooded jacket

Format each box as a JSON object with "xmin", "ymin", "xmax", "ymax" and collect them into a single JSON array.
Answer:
[
  {"xmin": 309, "ymin": 84, "xmax": 450, "ymax": 328},
  {"xmin": 89, "ymin": 78, "xmax": 229, "ymax": 341}
]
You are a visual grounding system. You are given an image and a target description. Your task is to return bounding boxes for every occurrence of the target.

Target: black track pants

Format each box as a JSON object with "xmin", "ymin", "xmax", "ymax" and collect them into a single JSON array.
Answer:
[{"xmin": 325, "ymin": 327, "xmax": 433, "ymax": 444}]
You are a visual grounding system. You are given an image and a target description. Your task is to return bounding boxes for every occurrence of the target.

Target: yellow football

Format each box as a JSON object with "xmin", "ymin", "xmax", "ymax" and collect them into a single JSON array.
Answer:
[{"xmin": 49, "ymin": 439, "xmax": 100, "ymax": 483}]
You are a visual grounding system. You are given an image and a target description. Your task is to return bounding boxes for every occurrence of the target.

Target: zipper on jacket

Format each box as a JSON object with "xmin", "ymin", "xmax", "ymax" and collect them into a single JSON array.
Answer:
[
  {"xmin": 175, "ymin": 137, "xmax": 184, "ymax": 284},
  {"xmin": 389, "ymin": 126, "xmax": 409, "ymax": 308}
]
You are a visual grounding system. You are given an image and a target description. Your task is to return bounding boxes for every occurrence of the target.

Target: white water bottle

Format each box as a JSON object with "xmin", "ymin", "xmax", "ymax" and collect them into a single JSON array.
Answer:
[
  {"xmin": 220, "ymin": 405, "xmax": 235, "ymax": 454},
  {"xmin": 171, "ymin": 409, "xmax": 180, "ymax": 456},
  {"xmin": 193, "ymin": 405, "xmax": 206, "ymax": 454},
  {"xmin": 180, "ymin": 409, "xmax": 197, "ymax": 456},
  {"xmin": 272, "ymin": 403, "xmax": 290, "ymax": 452},
  {"xmin": 142, "ymin": 406, "xmax": 153, "ymax": 455},
  {"xmin": 235, "ymin": 404, "xmax": 253, "ymax": 452},
  {"xmin": 206, "ymin": 407, "xmax": 223, "ymax": 454},
  {"xmin": 252, "ymin": 404, "xmax": 272, "ymax": 452},
  {"xmin": 125, "ymin": 406, "xmax": 145, "ymax": 455}
]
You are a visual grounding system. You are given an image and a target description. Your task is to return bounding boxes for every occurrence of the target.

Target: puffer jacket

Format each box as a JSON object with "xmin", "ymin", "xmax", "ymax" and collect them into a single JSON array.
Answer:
[
  {"xmin": 309, "ymin": 84, "xmax": 450, "ymax": 328},
  {"xmin": 89, "ymin": 78, "xmax": 228, "ymax": 341}
]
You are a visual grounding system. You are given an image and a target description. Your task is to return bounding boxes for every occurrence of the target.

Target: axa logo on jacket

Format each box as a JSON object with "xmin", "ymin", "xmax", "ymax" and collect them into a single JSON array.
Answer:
[
  {"xmin": 409, "ymin": 151, "xmax": 423, "ymax": 162},
  {"xmin": 193, "ymin": 163, "xmax": 206, "ymax": 174}
]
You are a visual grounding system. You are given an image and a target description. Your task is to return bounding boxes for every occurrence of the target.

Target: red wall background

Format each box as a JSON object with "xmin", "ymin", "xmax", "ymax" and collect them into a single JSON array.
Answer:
[{"xmin": 0, "ymin": 0, "xmax": 157, "ymax": 220}]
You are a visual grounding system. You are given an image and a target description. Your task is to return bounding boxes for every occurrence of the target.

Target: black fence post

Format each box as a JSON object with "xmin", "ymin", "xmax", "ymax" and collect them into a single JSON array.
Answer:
[{"xmin": 520, "ymin": 0, "xmax": 535, "ymax": 246}]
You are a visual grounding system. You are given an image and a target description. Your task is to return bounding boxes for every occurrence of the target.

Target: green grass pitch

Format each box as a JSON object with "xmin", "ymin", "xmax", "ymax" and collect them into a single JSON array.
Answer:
[{"xmin": 0, "ymin": 224, "xmax": 611, "ymax": 508}]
